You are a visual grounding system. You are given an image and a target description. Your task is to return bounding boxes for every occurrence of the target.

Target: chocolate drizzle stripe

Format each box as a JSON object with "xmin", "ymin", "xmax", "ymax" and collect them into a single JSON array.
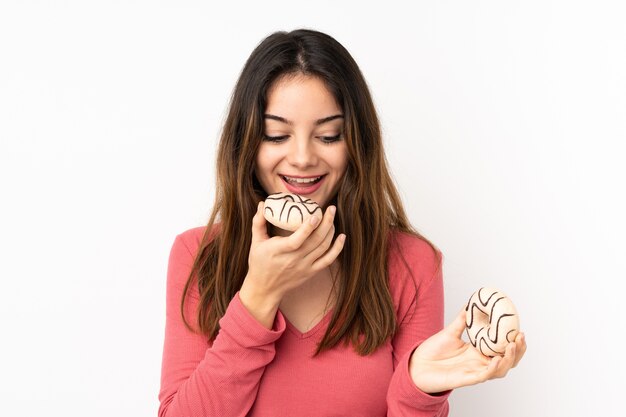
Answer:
[
  {"xmin": 478, "ymin": 287, "xmax": 498, "ymax": 306},
  {"xmin": 487, "ymin": 313, "xmax": 515, "ymax": 343},
  {"xmin": 506, "ymin": 329, "xmax": 516, "ymax": 343},
  {"xmin": 488, "ymin": 297, "xmax": 506, "ymax": 325},
  {"xmin": 472, "ymin": 327, "xmax": 484, "ymax": 347},
  {"xmin": 267, "ymin": 194, "xmax": 296, "ymax": 202},
  {"xmin": 278, "ymin": 200, "xmax": 288, "ymax": 221},
  {"xmin": 478, "ymin": 337, "xmax": 503, "ymax": 357},
  {"xmin": 286, "ymin": 205, "xmax": 304, "ymax": 224}
]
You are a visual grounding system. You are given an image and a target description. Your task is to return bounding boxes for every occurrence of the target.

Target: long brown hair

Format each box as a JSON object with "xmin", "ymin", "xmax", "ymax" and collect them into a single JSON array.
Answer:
[{"xmin": 180, "ymin": 29, "xmax": 440, "ymax": 355}]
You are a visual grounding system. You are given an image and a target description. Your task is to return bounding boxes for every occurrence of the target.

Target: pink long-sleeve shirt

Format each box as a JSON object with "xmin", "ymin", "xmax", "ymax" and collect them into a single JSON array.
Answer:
[{"xmin": 158, "ymin": 226, "xmax": 450, "ymax": 417}]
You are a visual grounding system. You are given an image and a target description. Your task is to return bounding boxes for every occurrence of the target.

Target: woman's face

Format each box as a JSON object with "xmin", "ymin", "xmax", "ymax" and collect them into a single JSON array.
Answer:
[{"xmin": 255, "ymin": 74, "xmax": 348, "ymax": 209}]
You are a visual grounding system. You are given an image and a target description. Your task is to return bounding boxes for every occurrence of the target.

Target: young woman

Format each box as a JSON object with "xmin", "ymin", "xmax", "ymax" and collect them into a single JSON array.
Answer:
[{"xmin": 158, "ymin": 29, "xmax": 526, "ymax": 417}]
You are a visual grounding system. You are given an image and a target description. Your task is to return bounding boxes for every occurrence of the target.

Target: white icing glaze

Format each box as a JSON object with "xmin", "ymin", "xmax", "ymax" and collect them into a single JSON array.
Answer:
[
  {"xmin": 465, "ymin": 287, "xmax": 520, "ymax": 357},
  {"xmin": 263, "ymin": 192, "xmax": 322, "ymax": 231}
]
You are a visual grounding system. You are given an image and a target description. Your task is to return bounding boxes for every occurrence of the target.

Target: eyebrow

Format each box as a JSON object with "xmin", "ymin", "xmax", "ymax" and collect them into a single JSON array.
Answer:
[{"xmin": 264, "ymin": 114, "xmax": 344, "ymax": 126}]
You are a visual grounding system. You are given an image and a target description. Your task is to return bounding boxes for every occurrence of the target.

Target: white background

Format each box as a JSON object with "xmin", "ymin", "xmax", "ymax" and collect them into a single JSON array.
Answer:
[{"xmin": 1, "ymin": 1, "xmax": 624, "ymax": 416}]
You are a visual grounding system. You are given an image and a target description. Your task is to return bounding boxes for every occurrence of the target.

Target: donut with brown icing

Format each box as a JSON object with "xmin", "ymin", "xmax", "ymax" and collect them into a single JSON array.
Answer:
[
  {"xmin": 465, "ymin": 287, "xmax": 520, "ymax": 357},
  {"xmin": 263, "ymin": 192, "xmax": 322, "ymax": 231}
]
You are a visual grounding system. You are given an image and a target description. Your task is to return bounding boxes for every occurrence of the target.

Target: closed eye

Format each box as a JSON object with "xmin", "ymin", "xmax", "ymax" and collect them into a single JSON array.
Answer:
[
  {"xmin": 319, "ymin": 133, "xmax": 342, "ymax": 144},
  {"xmin": 262, "ymin": 134, "xmax": 289, "ymax": 143}
]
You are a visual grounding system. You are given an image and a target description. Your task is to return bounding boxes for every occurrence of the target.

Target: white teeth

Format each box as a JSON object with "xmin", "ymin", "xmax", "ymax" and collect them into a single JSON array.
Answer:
[{"xmin": 283, "ymin": 176, "xmax": 321, "ymax": 184}]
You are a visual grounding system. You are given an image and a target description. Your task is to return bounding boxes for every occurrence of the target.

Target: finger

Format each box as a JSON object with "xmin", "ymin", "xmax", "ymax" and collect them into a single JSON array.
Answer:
[
  {"xmin": 311, "ymin": 233, "xmax": 346, "ymax": 271},
  {"xmin": 304, "ymin": 222, "xmax": 335, "ymax": 261},
  {"xmin": 252, "ymin": 201, "xmax": 269, "ymax": 242},
  {"xmin": 276, "ymin": 211, "xmax": 321, "ymax": 251},
  {"xmin": 282, "ymin": 205, "xmax": 334, "ymax": 253},
  {"xmin": 445, "ymin": 308, "xmax": 468, "ymax": 339},
  {"xmin": 298, "ymin": 205, "xmax": 337, "ymax": 253},
  {"xmin": 484, "ymin": 355, "xmax": 503, "ymax": 381},
  {"xmin": 464, "ymin": 355, "xmax": 501, "ymax": 387},
  {"xmin": 512, "ymin": 332, "xmax": 526, "ymax": 368},
  {"xmin": 494, "ymin": 343, "xmax": 516, "ymax": 378}
]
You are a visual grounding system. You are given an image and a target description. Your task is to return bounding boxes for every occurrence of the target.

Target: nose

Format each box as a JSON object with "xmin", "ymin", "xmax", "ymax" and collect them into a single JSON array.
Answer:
[{"xmin": 286, "ymin": 136, "xmax": 317, "ymax": 168}]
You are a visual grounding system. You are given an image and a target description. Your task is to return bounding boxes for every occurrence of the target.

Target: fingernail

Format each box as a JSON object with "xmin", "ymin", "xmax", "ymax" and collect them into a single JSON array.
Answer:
[
  {"xmin": 328, "ymin": 206, "xmax": 336, "ymax": 216},
  {"xmin": 310, "ymin": 215, "xmax": 320, "ymax": 226}
]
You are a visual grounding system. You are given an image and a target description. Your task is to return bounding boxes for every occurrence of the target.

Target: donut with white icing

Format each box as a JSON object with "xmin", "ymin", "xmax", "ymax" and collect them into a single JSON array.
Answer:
[
  {"xmin": 465, "ymin": 287, "xmax": 520, "ymax": 357},
  {"xmin": 263, "ymin": 192, "xmax": 322, "ymax": 231}
]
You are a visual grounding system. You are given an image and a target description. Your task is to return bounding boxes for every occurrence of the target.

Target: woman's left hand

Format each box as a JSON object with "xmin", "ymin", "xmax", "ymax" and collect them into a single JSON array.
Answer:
[{"xmin": 409, "ymin": 309, "xmax": 527, "ymax": 394}]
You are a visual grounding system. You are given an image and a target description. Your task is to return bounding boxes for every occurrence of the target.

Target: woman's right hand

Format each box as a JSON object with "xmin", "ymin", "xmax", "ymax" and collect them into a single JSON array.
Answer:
[{"xmin": 239, "ymin": 201, "xmax": 346, "ymax": 328}]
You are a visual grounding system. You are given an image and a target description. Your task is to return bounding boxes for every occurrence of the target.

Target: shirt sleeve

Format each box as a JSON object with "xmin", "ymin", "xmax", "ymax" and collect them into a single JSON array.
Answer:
[
  {"xmin": 386, "ymin": 234, "xmax": 451, "ymax": 417},
  {"xmin": 158, "ymin": 231, "xmax": 286, "ymax": 417}
]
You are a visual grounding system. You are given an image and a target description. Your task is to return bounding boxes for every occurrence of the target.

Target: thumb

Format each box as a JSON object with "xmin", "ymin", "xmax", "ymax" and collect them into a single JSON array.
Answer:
[
  {"xmin": 445, "ymin": 308, "xmax": 468, "ymax": 340},
  {"xmin": 251, "ymin": 201, "xmax": 269, "ymax": 243}
]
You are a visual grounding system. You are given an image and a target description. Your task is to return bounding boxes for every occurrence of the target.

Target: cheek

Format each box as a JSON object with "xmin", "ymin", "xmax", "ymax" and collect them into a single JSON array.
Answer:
[
  {"xmin": 254, "ymin": 146, "xmax": 271, "ymax": 175},
  {"xmin": 331, "ymin": 145, "xmax": 349, "ymax": 175},
  {"xmin": 253, "ymin": 163, "xmax": 272, "ymax": 195},
  {"xmin": 254, "ymin": 145, "xmax": 280, "ymax": 187}
]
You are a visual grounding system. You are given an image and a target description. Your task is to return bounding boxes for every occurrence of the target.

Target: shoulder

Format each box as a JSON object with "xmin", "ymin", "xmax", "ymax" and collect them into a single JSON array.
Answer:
[
  {"xmin": 167, "ymin": 224, "xmax": 220, "ymax": 286},
  {"xmin": 387, "ymin": 230, "xmax": 443, "ymax": 300},
  {"xmin": 171, "ymin": 224, "xmax": 220, "ymax": 258},
  {"xmin": 174, "ymin": 225, "xmax": 210, "ymax": 253},
  {"xmin": 387, "ymin": 230, "xmax": 442, "ymax": 279},
  {"xmin": 166, "ymin": 224, "xmax": 220, "ymax": 300}
]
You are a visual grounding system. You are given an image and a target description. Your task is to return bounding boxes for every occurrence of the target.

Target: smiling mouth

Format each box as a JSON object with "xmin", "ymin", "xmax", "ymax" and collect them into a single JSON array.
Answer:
[{"xmin": 281, "ymin": 175, "xmax": 325, "ymax": 185}]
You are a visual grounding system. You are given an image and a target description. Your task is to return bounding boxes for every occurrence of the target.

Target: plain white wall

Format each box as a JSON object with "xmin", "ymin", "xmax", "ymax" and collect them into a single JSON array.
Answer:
[{"xmin": 1, "ymin": 1, "xmax": 624, "ymax": 416}]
